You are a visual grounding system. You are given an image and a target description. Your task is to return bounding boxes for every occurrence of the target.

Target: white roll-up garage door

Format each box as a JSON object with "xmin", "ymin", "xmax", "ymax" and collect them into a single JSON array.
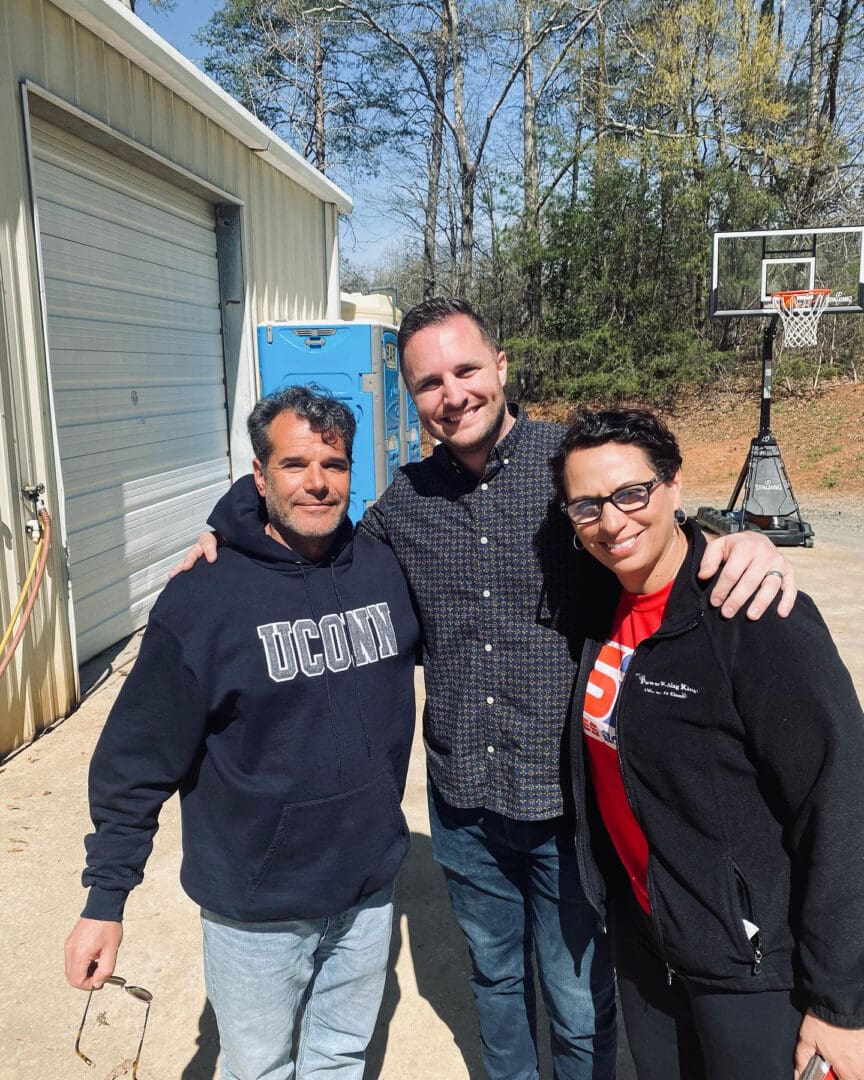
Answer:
[{"xmin": 30, "ymin": 117, "xmax": 231, "ymax": 663}]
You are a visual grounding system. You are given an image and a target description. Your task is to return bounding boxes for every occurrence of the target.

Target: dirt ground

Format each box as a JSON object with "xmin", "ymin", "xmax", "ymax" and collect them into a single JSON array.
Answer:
[
  {"xmin": 528, "ymin": 378, "xmax": 864, "ymax": 534},
  {"xmin": 1, "ymin": 380, "xmax": 862, "ymax": 1080}
]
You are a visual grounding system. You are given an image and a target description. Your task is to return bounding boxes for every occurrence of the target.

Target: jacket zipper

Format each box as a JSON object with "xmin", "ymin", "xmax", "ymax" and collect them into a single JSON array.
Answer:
[
  {"xmin": 570, "ymin": 637, "xmax": 610, "ymax": 934},
  {"xmin": 617, "ymin": 638, "xmax": 766, "ymax": 980},
  {"xmin": 614, "ymin": 618, "xmax": 700, "ymax": 969},
  {"xmin": 613, "ymin": 647, "xmax": 668, "ymax": 955},
  {"xmin": 733, "ymin": 862, "xmax": 764, "ymax": 974}
]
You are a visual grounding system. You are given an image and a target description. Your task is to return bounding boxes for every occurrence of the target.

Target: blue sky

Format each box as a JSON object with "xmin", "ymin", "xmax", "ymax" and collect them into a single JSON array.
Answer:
[
  {"xmin": 138, "ymin": 1, "xmax": 216, "ymax": 61},
  {"xmin": 137, "ymin": 1, "xmax": 403, "ymax": 272}
]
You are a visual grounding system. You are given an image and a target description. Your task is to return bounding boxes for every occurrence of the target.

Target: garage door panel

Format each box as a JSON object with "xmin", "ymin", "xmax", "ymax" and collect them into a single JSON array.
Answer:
[
  {"xmin": 39, "ymin": 204, "xmax": 221, "ymax": 279},
  {"xmin": 32, "ymin": 117, "xmax": 232, "ymax": 664},
  {"xmin": 75, "ymin": 550, "xmax": 200, "ymax": 664},
  {"xmin": 43, "ymin": 278, "xmax": 221, "ymax": 333},
  {"xmin": 37, "ymin": 196, "xmax": 219, "ymax": 276},
  {"xmin": 32, "ymin": 119, "xmax": 216, "ymax": 228},
  {"xmin": 64, "ymin": 454, "xmax": 233, "ymax": 525},
  {"xmin": 36, "ymin": 183, "xmax": 217, "ymax": 264},
  {"xmin": 45, "ymin": 322, "xmax": 224, "ymax": 358},
  {"xmin": 46, "ymin": 349, "xmax": 225, "ymax": 387},
  {"xmin": 53, "ymin": 383, "xmax": 227, "ymax": 428},
  {"xmin": 68, "ymin": 476, "xmax": 231, "ymax": 567},
  {"xmin": 50, "ymin": 413, "xmax": 228, "ymax": 467},
  {"xmin": 63, "ymin": 451, "xmax": 233, "ymax": 509},
  {"xmin": 40, "ymin": 232, "xmax": 219, "ymax": 306}
]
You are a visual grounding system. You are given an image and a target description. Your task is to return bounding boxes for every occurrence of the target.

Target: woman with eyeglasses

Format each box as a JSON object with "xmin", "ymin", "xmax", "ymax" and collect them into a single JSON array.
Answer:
[{"xmin": 548, "ymin": 408, "xmax": 864, "ymax": 1080}]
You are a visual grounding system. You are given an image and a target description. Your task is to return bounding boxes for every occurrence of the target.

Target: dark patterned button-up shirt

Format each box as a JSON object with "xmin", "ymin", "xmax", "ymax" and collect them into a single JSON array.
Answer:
[{"xmin": 361, "ymin": 406, "xmax": 597, "ymax": 820}]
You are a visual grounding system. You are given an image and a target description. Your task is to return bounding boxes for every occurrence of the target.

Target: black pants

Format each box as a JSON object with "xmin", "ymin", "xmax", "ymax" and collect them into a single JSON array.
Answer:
[{"xmin": 613, "ymin": 895, "xmax": 803, "ymax": 1080}]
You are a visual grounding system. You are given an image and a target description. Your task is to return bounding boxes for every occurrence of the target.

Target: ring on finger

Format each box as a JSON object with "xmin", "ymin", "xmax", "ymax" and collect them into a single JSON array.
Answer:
[{"xmin": 763, "ymin": 569, "xmax": 785, "ymax": 581}]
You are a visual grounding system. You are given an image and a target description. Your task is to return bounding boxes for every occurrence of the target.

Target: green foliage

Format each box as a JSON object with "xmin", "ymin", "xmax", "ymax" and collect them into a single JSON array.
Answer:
[{"xmin": 504, "ymin": 328, "xmax": 714, "ymax": 406}]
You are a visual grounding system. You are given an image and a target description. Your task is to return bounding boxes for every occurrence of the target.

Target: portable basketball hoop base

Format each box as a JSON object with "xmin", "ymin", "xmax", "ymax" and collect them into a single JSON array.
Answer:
[
  {"xmin": 700, "ymin": 226, "xmax": 863, "ymax": 547},
  {"xmin": 695, "ymin": 314, "xmax": 815, "ymax": 547}
]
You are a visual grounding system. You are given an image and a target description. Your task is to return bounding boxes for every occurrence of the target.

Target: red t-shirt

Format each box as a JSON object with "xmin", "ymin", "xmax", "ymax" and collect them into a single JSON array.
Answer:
[{"xmin": 582, "ymin": 581, "xmax": 673, "ymax": 914}]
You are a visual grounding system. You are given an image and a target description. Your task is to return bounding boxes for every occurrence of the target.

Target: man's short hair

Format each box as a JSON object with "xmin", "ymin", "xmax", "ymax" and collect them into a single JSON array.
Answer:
[
  {"xmin": 247, "ymin": 385, "xmax": 356, "ymax": 467},
  {"xmin": 397, "ymin": 298, "xmax": 500, "ymax": 361}
]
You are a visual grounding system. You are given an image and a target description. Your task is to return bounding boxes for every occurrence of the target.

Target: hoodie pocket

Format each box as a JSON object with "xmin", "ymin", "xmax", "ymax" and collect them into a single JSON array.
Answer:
[{"xmin": 245, "ymin": 770, "xmax": 408, "ymax": 919}]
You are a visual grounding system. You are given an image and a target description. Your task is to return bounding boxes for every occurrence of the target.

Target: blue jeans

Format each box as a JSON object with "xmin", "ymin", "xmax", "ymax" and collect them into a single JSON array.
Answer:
[
  {"xmin": 428, "ymin": 782, "xmax": 616, "ymax": 1080},
  {"xmin": 201, "ymin": 885, "xmax": 393, "ymax": 1080}
]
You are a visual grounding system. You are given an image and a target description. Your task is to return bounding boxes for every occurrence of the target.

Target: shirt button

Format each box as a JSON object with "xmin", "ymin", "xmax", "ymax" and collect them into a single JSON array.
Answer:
[
  {"xmin": 480, "ymin": 536, "xmax": 488, "ymax": 545},
  {"xmin": 486, "ymin": 696, "xmax": 494, "ymax": 704},
  {"xmin": 482, "ymin": 589, "xmax": 491, "ymax": 598},
  {"xmin": 502, "ymin": 458, "xmax": 509, "ymax": 465},
  {"xmin": 481, "ymin": 483, "xmax": 488, "ymax": 491},
  {"xmin": 484, "ymin": 643, "xmax": 493, "ymax": 652},
  {"xmin": 487, "ymin": 745, "xmax": 495, "ymax": 754}
]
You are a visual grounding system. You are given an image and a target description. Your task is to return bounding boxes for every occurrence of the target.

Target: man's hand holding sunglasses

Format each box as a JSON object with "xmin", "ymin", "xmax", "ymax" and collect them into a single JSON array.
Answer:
[{"xmin": 65, "ymin": 916, "xmax": 123, "ymax": 990}]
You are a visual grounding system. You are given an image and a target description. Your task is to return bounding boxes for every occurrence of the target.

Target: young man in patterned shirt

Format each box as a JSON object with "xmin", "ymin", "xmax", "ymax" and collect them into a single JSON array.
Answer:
[{"xmin": 359, "ymin": 298, "xmax": 796, "ymax": 1080}]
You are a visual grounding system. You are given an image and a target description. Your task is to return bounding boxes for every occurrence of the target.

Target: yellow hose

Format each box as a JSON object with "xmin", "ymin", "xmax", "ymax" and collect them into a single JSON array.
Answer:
[
  {"xmin": 0, "ymin": 532, "xmax": 45, "ymax": 654},
  {"xmin": 0, "ymin": 509, "xmax": 51, "ymax": 680}
]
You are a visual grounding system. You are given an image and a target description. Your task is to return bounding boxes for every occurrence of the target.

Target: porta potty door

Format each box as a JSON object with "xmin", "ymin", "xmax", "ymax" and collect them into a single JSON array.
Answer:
[
  {"xmin": 257, "ymin": 323, "xmax": 387, "ymax": 523},
  {"xmin": 380, "ymin": 328, "xmax": 401, "ymax": 484},
  {"xmin": 401, "ymin": 371, "xmax": 422, "ymax": 464}
]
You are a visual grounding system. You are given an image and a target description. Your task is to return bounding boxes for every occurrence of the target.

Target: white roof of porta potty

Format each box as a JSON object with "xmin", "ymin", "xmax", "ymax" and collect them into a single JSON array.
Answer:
[{"xmin": 340, "ymin": 291, "xmax": 402, "ymax": 325}]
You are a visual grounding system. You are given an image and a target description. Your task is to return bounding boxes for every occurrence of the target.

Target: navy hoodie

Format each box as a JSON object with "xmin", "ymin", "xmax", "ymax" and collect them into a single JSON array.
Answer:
[{"xmin": 82, "ymin": 475, "xmax": 420, "ymax": 923}]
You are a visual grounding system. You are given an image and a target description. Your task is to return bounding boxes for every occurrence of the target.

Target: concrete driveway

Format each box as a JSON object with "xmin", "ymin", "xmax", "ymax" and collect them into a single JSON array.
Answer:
[{"xmin": 0, "ymin": 513, "xmax": 861, "ymax": 1079}]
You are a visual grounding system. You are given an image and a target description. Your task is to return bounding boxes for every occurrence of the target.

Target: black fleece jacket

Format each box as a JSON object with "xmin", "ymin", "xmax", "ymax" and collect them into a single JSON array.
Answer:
[
  {"xmin": 82, "ymin": 476, "xmax": 420, "ymax": 923},
  {"xmin": 570, "ymin": 522, "xmax": 864, "ymax": 1028}
]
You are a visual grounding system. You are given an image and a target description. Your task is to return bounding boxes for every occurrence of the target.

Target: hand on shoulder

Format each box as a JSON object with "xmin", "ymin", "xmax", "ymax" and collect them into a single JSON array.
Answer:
[
  {"xmin": 168, "ymin": 532, "xmax": 220, "ymax": 578},
  {"xmin": 698, "ymin": 529, "xmax": 797, "ymax": 620}
]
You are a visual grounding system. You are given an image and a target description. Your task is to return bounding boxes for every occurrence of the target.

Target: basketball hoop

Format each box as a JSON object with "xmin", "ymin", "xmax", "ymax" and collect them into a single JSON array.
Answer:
[{"xmin": 771, "ymin": 288, "xmax": 831, "ymax": 348}]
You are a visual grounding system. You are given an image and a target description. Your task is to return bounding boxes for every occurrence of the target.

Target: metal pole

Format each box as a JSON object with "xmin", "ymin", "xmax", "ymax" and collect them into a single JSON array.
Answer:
[{"xmin": 759, "ymin": 314, "xmax": 779, "ymax": 438}]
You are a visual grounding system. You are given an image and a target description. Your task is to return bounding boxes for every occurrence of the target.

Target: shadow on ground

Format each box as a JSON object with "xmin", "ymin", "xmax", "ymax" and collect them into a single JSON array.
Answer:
[
  {"xmin": 366, "ymin": 831, "xmax": 486, "ymax": 1078},
  {"xmin": 182, "ymin": 999, "xmax": 220, "ymax": 1079}
]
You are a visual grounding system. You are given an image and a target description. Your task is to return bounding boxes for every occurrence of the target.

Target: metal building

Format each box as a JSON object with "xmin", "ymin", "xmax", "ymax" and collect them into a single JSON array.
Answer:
[{"xmin": 0, "ymin": 0, "xmax": 352, "ymax": 757}]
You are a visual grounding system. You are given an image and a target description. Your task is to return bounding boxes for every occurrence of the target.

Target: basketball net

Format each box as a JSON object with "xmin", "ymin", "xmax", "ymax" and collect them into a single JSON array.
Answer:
[{"xmin": 770, "ymin": 288, "xmax": 831, "ymax": 348}]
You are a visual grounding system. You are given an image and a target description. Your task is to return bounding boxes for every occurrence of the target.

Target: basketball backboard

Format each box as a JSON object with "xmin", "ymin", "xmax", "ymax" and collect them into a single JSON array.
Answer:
[{"xmin": 710, "ymin": 226, "xmax": 864, "ymax": 317}]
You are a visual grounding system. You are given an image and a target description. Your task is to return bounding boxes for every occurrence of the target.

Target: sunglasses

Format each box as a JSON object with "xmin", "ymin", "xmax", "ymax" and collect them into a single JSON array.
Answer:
[{"xmin": 74, "ymin": 975, "xmax": 152, "ymax": 1078}]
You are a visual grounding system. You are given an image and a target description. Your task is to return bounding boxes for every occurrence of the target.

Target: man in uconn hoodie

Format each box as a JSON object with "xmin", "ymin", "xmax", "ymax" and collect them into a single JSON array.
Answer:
[{"xmin": 64, "ymin": 386, "xmax": 421, "ymax": 1080}]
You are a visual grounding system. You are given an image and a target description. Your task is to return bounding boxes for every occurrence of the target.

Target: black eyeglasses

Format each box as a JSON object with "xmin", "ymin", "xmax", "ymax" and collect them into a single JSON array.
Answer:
[
  {"xmin": 561, "ymin": 477, "xmax": 663, "ymax": 525},
  {"xmin": 75, "ymin": 975, "xmax": 152, "ymax": 1078}
]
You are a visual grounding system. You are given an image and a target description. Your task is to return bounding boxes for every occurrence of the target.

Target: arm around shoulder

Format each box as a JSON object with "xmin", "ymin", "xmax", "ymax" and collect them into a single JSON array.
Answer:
[{"xmin": 698, "ymin": 528, "xmax": 797, "ymax": 619}]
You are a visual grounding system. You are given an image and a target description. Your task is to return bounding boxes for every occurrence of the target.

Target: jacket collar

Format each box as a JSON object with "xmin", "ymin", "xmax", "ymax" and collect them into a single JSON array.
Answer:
[{"xmin": 582, "ymin": 519, "xmax": 710, "ymax": 642}]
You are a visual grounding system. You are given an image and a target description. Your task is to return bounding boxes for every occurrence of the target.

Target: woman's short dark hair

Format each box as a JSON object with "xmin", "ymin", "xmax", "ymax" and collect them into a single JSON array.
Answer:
[
  {"xmin": 549, "ymin": 408, "xmax": 682, "ymax": 503},
  {"xmin": 248, "ymin": 385, "xmax": 356, "ymax": 467},
  {"xmin": 397, "ymin": 297, "xmax": 499, "ymax": 360}
]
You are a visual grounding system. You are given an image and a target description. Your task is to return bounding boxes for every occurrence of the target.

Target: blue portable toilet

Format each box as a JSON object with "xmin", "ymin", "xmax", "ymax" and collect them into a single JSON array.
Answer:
[
  {"xmin": 257, "ymin": 321, "xmax": 404, "ymax": 523},
  {"xmin": 399, "ymin": 370, "xmax": 422, "ymax": 466}
]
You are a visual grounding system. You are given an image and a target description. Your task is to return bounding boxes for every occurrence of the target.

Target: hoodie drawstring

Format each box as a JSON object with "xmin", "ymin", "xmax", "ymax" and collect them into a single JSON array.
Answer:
[
  {"xmin": 330, "ymin": 565, "xmax": 373, "ymax": 759},
  {"xmin": 299, "ymin": 564, "xmax": 343, "ymax": 782}
]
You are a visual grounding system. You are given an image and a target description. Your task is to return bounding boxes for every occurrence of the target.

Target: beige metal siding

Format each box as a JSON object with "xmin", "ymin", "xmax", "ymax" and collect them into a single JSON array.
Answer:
[{"xmin": 0, "ymin": 0, "xmax": 344, "ymax": 754}]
